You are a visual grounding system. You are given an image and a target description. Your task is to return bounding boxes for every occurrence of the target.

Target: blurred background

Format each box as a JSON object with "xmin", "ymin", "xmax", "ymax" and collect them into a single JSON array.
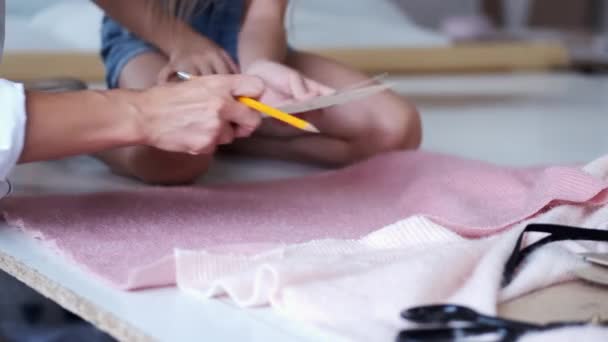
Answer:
[{"xmin": 4, "ymin": 0, "xmax": 608, "ymax": 51}]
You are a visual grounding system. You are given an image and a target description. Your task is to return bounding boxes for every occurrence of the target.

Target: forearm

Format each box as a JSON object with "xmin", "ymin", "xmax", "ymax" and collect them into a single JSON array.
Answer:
[
  {"xmin": 238, "ymin": 0, "xmax": 288, "ymax": 69},
  {"xmin": 20, "ymin": 90, "xmax": 142, "ymax": 163},
  {"xmin": 94, "ymin": 0, "xmax": 196, "ymax": 55}
]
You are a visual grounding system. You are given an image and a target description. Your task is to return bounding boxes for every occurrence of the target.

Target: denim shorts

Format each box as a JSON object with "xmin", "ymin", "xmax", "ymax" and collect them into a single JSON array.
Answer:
[{"xmin": 100, "ymin": 0, "xmax": 244, "ymax": 88}]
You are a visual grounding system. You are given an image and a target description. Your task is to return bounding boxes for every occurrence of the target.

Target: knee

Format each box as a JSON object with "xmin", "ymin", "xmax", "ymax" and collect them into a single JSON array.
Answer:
[
  {"xmin": 126, "ymin": 152, "xmax": 211, "ymax": 186},
  {"xmin": 353, "ymin": 100, "xmax": 422, "ymax": 160},
  {"xmin": 379, "ymin": 101, "xmax": 422, "ymax": 151}
]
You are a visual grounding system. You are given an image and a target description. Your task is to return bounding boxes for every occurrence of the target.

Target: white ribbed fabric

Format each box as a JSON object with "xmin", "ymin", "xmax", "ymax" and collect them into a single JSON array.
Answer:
[{"xmin": 176, "ymin": 216, "xmax": 464, "ymax": 307}]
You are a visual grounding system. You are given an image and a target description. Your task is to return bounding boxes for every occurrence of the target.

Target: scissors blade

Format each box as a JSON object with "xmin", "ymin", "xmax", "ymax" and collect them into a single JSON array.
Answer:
[{"xmin": 277, "ymin": 83, "xmax": 392, "ymax": 114}]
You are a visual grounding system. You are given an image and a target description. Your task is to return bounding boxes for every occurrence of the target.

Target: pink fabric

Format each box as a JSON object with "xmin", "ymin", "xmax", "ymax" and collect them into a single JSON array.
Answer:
[
  {"xmin": 2, "ymin": 151, "xmax": 608, "ymax": 290},
  {"xmin": 175, "ymin": 155, "xmax": 608, "ymax": 341}
]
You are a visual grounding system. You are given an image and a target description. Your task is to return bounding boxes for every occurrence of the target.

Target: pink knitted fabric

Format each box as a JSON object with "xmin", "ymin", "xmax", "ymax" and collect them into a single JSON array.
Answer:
[{"xmin": 2, "ymin": 151, "xmax": 607, "ymax": 290}]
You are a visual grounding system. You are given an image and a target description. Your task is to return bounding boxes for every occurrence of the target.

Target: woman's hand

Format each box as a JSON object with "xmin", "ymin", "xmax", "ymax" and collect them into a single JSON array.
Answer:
[
  {"xmin": 157, "ymin": 33, "xmax": 239, "ymax": 84},
  {"xmin": 132, "ymin": 74, "xmax": 264, "ymax": 154}
]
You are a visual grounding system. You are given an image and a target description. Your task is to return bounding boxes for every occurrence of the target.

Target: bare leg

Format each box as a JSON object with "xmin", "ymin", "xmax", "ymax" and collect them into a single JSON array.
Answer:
[
  {"xmin": 95, "ymin": 52, "xmax": 214, "ymax": 185},
  {"xmin": 228, "ymin": 51, "xmax": 422, "ymax": 166}
]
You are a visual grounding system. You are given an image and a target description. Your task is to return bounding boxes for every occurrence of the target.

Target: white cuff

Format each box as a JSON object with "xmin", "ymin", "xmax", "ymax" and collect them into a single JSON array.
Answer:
[{"xmin": 0, "ymin": 79, "xmax": 26, "ymax": 180}]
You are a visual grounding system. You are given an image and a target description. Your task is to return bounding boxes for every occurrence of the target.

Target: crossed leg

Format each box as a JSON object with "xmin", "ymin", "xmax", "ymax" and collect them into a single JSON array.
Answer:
[{"xmin": 96, "ymin": 51, "xmax": 422, "ymax": 184}]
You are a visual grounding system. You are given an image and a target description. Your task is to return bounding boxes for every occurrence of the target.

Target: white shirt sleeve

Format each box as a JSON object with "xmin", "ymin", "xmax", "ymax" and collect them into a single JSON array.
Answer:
[{"xmin": 0, "ymin": 79, "xmax": 26, "ymax": 180}]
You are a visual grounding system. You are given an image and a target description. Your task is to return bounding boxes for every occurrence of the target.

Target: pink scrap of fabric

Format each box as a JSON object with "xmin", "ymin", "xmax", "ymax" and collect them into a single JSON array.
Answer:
[{"xmin": 2, "ymin": 151, "xmax": 607, "ymax": 290}]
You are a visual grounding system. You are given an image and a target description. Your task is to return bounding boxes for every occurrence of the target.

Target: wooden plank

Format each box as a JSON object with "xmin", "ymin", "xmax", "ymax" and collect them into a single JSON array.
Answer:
[
  {"xmin": 0, "ymin": 42, "xmax": 570, "ymax": 82},
  {"xmin": 309, "ymin": 42, "xmax": 570, "ymax": 74},
  {"xmin": 0, "ymin": 249, "xmax": 152, "ymax": 342},
  {"xmin": 0, "ymin": 53, "xmax": 106, "ymax": 83}
]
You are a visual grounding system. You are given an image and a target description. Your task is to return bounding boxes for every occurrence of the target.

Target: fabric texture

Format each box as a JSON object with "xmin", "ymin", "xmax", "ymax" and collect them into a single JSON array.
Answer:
[
  {"xmin": 100, "ymin": 0, "xmax": 244, "ymax": 88},
  {"xmin": 2, "ymin": 151, "xmax": 608, "ymax": 291},
  {"xmin": 0, "ymin": 79, "xmax": 26, "ymax": 182},
  {"xmin": 174, "ymin": 155, "xmax": 608, "ymax": 341}
]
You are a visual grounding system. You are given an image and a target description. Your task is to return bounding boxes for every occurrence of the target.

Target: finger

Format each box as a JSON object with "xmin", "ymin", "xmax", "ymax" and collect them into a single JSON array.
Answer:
[
  {"xmin": 234, "ymin": 124, "xmax": 256, "ymax": 138},
  {"xmin": 221, "ymin": 51, "xmax": 239, "ymax": 74},
  {"xmin": 304, "ymin": 78, "xmax": 336, "ymax": 96},
  {"xmin": 194, "ymin": 137, "xmax": 218, "ymax": 155},
  {"xmin": 221, "ymin": 98, "xmax": 262, "ymax": 131},
  {"xmin": 192, "ymin": 143, "xmax": 217, "ymax": 155},
  {"xmin": 194, "ymin": 59, "xmax": 215, "ymax": 75},
  {"xmin": 229, "ymin": 75, "xmax": 265, "ymax": 98},
  {"xmin": 170, "ymin": 133, "xmax": 217, "ymax": 155},
  {"xmin": 157, "ymin": 64, "xmax": 177, "ymax": 85},
  {"xmin": 198, "ymin": 64, "xmax": 215, "ymax": 76},
  {"xmin": 217, "ymin": 122, "xmax": 235, "ymax": 145},
  {"xmin": 211, "ymin": 55, "xmax": 231, "ymax": 75},
  {"xmin": 289, "ymin": 73, "xmax": 311, "ymax": 100}
]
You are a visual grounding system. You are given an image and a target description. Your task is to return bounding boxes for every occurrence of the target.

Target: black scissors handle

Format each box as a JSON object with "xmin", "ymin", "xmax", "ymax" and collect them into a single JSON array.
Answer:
[
  {"xmin": 398, "ymin": 304, "xmax": 595, "ymax": 342},
  {"xmin": 397, "ymin": 325, "xmax": 516, "ymax": 342},
  {"xmin": 401, "ymin": 305, "xmax": 539, "ymax": 330},
  {"xmin": 502, "ymin": 224, "xmax": 608, "ymax": 287}
]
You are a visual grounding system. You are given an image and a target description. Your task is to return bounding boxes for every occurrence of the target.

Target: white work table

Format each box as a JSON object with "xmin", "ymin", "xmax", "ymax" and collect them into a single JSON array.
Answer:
[{"xmin": 1, "ymin": 72, "xmax": 608, "ymax": 341}]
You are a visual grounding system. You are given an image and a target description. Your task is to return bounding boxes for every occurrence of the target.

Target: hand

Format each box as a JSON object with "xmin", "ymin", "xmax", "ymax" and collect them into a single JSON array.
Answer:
[
  {"xmin": 132, "ymin": 75, "xmax": 264, "ymax": 154},
  {"xmin": 158, "ymin": 34, "xmax": 238, "ymax": 84},
  {"xmin": 244, "ymin": 60, "xmax": 335, "ymax": 137},
  {"xmin": 244, "ymin": 60, "xmax": 334, "ymax": 106}
]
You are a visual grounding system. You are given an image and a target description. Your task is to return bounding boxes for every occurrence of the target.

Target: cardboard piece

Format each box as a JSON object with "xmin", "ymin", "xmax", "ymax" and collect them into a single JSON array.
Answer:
[{"xmin": 277, "ymin": 83, "xmax": 391, "ymax": 114}]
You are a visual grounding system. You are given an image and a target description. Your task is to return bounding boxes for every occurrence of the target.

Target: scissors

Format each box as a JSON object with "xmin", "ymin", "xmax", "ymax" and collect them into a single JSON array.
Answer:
[
  {"xmin": 397, "ymin": 304, "xmax": 606, "ymax": 342},
  {"xmin": 502, "ymin": 224, "xmax": 608, "ymax": 287}
]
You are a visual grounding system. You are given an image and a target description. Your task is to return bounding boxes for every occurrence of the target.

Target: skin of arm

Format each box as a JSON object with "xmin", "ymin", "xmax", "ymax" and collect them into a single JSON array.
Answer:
[
  {"xmin": 20, "ymin": 89, "xmax": 142, "ymax": 163},
  {"xmin": 238, "ymin": 0, "xmax": 289, "ymax": 70},
  {"xmin": 19, "ymin": 74, "xmax": 265, "ymax": 164}
]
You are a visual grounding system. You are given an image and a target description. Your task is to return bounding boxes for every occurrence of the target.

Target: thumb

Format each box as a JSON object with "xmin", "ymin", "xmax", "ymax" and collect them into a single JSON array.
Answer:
[{"xmin": 230, "ymin": 75, "xmax": 265, "ymax": 98}]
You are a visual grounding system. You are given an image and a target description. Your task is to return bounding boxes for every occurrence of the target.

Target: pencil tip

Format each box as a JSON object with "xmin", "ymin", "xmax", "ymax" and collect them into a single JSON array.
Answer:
[{"xmin": 304, "ymin": 124, "xmax": 321, "ymax": 133}]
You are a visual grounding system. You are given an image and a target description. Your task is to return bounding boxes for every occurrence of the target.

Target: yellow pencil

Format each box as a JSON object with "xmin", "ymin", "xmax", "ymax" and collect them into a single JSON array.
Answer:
[
  {"xmin": 236, "ymin": 97, "xmax": 319, "ymax": 133},
  {"xmin": 176, "ymin": 71, "xmax": 320, "ymax": 133}
]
